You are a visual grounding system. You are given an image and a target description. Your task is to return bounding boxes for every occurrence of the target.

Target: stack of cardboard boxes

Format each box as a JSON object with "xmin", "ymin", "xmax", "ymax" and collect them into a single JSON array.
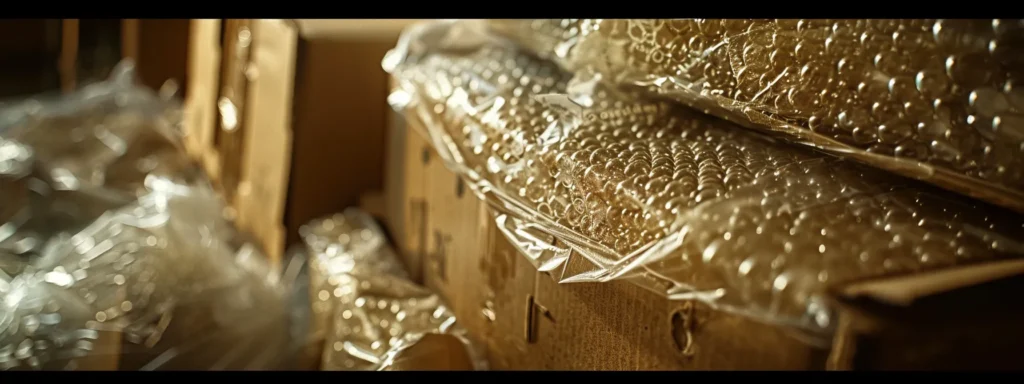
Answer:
[
  {"xmin": 169, "ymin": 19, "xmax": 1024, "ymax": 370},
  {"xmin": 379, "ymin": 21, "xmax": 1024, "ymax": 370}
]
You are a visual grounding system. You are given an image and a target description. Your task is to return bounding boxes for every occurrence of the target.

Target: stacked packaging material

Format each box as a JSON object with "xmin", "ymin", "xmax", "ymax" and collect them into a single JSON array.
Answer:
[
  {"xmin": 0, "ymin": 63, "xmax": 297, "ymax": 370},
  {"xmin": 384, "ymin": 20, "xmax": 1024, "ymax": 343},
  {"xmin": 301, "ymin": 209, "xmax": 484, "ymax": 370},
  {"xmin": 488, "ymin": 19, "xmax": 1024, "ymax": 212}
]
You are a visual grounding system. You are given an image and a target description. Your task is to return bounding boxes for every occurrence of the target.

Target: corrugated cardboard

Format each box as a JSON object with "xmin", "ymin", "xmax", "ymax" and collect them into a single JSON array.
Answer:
[{"xmin": 383, "ymin": 105, "xmax": 429, "ymax": 282}]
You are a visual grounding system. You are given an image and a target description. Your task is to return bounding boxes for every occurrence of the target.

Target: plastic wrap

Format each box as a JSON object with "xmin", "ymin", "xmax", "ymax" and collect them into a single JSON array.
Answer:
[
  {"xmin": 302, "ymin": 209, "xmax": 485, "ymax": 370},
  {"xmin": 0, "ymin": 63, "xmax": 298, "ymax": 370},
  {"xmin": 385, "ymin": 21, "xmax": 1024, "ymax": 341},
  {"xmin": 487, "ymin": 19, "xmax": 1024, "ymax": 213}
]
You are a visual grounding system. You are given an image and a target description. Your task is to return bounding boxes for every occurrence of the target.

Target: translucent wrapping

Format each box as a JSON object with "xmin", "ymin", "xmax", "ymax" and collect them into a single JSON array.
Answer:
[
  {"xmin": 385, "ymin": 21, "xmax": 1024, "ymax": 340},
  {"xmin": 0, "ymin": 63, "xmax": 298, "ymax": 370},
  {"xmin": 302, "ymin": 209, "xmax": 485, "ymax": 371},
  {"xmin": 487, "ymin": 19, "xmax": 1024, "ymax": 213}
]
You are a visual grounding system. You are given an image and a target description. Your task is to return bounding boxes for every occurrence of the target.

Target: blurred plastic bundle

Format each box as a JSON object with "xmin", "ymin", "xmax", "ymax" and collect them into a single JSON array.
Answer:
[
  {"xmin": 0, "ymin": 63, "xmax": 297, "ymax": 370},
  {"xmin": 300, "ymin": 209, "xmax": 484, "ymax": 370},
  {"xmin": 384, "ymin": 21, "xmax": 1024, "ymax": 338},
  {"xmin": 487, "ymin": 19, "xmax": 1024, "ymax": 213}
]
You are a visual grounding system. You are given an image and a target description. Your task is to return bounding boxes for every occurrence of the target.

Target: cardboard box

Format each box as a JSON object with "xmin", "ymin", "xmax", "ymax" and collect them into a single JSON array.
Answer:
[
  {"xmin": 184, "ymin": 19, "xmax": 416, "ymax": 262},
  {"xmin": 389, "ymin": 115, "xmax": 824, "ymax": 370},
  {"xmin": 387, "ymin": 102, "xmax": 1024, "ymax": 371},
  {"xmin": 380, "ymin": 98, "xmax": 428, "ymax": 281}
]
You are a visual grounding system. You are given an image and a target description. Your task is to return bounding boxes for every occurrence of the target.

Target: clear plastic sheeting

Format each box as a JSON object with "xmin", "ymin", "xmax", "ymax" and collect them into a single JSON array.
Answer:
[
  {"xmin": 0, "ymin": 62, "xmax": 298, "ymax": 370},
  {"xmin": 384, "ymin": 21, "xmax": 1024, "ymax": 341},
  {"xmin": 302, "ymin": 209, "xmax": 485, "ymax": 371},
  {"xmin": 487, "ymin": 19, "xmax": 1024, "ymax": 214}
]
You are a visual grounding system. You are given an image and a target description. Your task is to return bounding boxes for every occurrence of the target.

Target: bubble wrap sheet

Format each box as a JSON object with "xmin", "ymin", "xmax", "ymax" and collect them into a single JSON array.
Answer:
[
  {"xmin": 487, "ymin": 19, "xmax": 1024, "ymax": 213},
  {"xmin": 385, "ymin": 21, "xmax": 1024, "ymax": 340},
  {"xmin": 302, "ymin": 209, "xmax": 485, "ymax": 371},
  {"xmin": 0, "ymin": 63, "xmax": 298, "ymax": 370}
]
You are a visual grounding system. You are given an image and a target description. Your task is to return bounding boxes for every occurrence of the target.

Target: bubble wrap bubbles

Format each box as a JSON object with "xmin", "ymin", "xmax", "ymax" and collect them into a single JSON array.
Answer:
[
  {"xmin": 387, "ymin": 21, "xmax": 1024, "ymax": 334},
  {"xmin": 301, "ymin": 209, "xmax": 484, "ymax": 371},
  {"xmin": 650, "ymin": 159, "xmax": 1024, "ymax": 330},
  {"xmin": 489, "ymin": 19, "xmax": 1024, "ymax": 213},
  {"xmin": 302, "ymin": 209, "xmax": 408, "ymax": 346},
  {"xmin": 0, "ymin": 62, "xmax": 297, "ymax": 370}
]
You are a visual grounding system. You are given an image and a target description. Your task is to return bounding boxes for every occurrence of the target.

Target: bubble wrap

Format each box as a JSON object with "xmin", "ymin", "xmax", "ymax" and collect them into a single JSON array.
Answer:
[
  {"xmin": 302, "ymin": 209, "xmax": 485, "ymax": 371},
  {"xmin": 0, "ymin": 63, "xmax": 298, "ymax": 370},
  {"xmin": 487, "ymin": 19, "xmax": 1024, "ymax": 213},
  {"xmin": 385, "ymin": 21, "xmax": 1024, "ymax": 336}
]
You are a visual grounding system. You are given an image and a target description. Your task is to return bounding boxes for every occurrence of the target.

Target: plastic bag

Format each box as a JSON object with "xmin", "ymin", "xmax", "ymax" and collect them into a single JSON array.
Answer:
[
  {"xmin": 385, "ymin": 21, "xmax": 1024, "ymax": 342},
  {"xmin": 0, "ymin": 62, "xmax": 299, "ymax": 370},
  {"xmin": 487, "ymin": 19, "xmax": 1024, "ymax": 214},
  {"xmin": 301, "ymin": 209, "xmax": 485, "ymax": 370}
]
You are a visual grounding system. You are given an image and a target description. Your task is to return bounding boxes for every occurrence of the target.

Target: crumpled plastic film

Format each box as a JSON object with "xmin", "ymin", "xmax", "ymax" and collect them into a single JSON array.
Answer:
[
  {"xmin": 302, "ymin": 209, "xmax": 485, "ymax": 371},
  {"xmin": 385, "ymin": 21, "xmax": 1024, "ymax": 339},
  {"xmin": 488, "ymin": 19, "xmax": 1024, "ymax": 213},
  {"xmin": 0, "ymin": 62, "xmax": 298, "ymax": 370}
]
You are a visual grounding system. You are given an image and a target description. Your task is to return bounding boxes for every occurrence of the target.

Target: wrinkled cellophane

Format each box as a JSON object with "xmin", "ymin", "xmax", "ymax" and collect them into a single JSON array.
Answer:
[{"xmin": 0, "ymin": 63, "xmax": 300, "ymax": 370}]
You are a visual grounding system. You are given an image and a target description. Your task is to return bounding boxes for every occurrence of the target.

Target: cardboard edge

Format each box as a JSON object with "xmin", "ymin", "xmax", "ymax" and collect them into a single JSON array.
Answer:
[
  {"xmin": 824, "ymin": 258, "xmax": 1024, "ymax": 370},
  {"xmin": 836, "ymin": 258, "xmax": 1024, "ymax": 307}
]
